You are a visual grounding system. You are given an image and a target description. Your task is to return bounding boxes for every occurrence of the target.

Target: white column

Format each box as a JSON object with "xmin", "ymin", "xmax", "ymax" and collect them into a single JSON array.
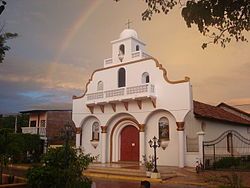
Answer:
[
  {"xmin": 197, "ymin": 131, "xmax": 205, "ymax": 163},
  {"xmin": 101, "ymin": 126, "xmax": 107, "ymax": 163},
  {"xmin": 140, "ymin": 131, "xmax": 145, "ymax": 163},
  {"xmin": 101, "ymin": 132, "xmax": 107, "ymax": 163},
  {"xmin": 139, "ymin": 124, "xmax": 145, "ymax": 163},
  {"xmin": 76, "ymin": 133, "xmax": 81, "ymax": 148},
  {"xmin": 177, "ymin": 122, "xmax": 185, "ymax": 168},
  {"xmin": 76, "ymin": 127, "xmax": 81, "ymax": 148},
  {"xmin": 178, "ymin": 130, "xmax": 184, "ymax": 168}
]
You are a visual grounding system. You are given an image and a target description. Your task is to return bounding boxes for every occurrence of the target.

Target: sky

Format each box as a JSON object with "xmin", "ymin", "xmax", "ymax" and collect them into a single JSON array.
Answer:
[{"xmin": 0, "ymin": 0, "xmax": 249, "ymax": 114}]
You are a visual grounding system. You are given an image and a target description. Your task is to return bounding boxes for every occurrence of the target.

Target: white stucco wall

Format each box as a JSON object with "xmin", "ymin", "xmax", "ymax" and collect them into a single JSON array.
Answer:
[
  {"xmin": 145, "ymin": 110, "xmax": 179, "ymax": 166},
  {"xmin": 184, "ymin": 111, "xmax": 250, "ymax": 167},
  {"xmin": 72, "ymin": 29, "xmax": 192, "ymax": 167},
  {"xmin": 73, "ymin": 58, "xmax": 191, "ymax": 123},
  {"xmin": 80, "ymin": 116, "xmax": 101, "ymax": 162}
]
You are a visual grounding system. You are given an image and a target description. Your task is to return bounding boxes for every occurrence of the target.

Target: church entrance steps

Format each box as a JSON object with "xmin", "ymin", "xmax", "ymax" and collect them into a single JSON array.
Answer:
[
  {"xmin": 84, "ymin": 165, "xmax": 146, "ymax": 177},
  {"xmin": 83, "ymin": 163, "xmax": 179, "ymax": 181}
]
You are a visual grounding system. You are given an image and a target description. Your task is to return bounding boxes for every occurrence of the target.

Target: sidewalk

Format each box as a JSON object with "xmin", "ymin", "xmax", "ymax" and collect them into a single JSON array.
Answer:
[
  {"xmin": 8, "ymin": 163, "xmax": 250, "ymax": 187},
  {"xmin": 84, "ymin": 163, "xmax": 212, "ymax": 187}
]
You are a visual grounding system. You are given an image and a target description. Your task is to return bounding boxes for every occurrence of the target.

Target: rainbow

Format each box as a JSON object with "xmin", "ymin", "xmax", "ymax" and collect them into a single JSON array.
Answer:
[{"xmin": 46, "ymin": 0, "xmax": 103, "ymax": 85}]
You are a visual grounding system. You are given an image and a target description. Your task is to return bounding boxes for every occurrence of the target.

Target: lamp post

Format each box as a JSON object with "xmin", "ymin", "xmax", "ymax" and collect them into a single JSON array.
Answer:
[{"xmin": 148, "ymin": 136, "xmax": 161, "ymax": 173}]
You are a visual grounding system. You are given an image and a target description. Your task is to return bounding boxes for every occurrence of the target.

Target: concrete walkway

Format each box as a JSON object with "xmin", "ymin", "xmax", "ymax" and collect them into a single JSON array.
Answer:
[
  {"xmin": 8, "ymin": 163, "xmax": 250, "ymax": 187},
  {"xmin": 84, "ymin": 163, "xmax": 211, "ymax": 187}
]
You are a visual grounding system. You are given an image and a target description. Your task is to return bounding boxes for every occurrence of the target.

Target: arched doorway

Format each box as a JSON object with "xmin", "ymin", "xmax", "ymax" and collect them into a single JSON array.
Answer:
[{"xmin": 120, "ymin": 125, "xmax": 139, "ymax": 161}]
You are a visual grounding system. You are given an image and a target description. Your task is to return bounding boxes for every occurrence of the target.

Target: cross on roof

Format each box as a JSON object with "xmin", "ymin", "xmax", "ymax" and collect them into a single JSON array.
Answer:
[{"xmin": 125, "ymin": 19, "xmax": 132, "ymax": 29}]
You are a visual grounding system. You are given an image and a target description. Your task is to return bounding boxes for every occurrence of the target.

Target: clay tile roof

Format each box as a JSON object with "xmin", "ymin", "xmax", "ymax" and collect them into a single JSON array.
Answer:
[
  {"xmin": 193, "ymin": 101, "xmax": 250, "ymax": 126},
  {"xmin": 217, "ymin": 102, "xmax": 250, "ymax": 117}
]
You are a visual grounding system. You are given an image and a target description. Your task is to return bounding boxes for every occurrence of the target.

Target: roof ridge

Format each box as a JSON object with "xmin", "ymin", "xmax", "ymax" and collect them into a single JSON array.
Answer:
[
  {"xmin": 193, "ymin": 100, "xmax": 250, "ymax": 126},
  {"xmin": 217, "ymin": 102, "xmax": 250, "ymax": 117}
]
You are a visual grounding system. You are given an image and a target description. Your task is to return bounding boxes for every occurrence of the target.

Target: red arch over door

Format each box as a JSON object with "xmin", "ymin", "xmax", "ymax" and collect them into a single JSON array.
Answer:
[{"xmin": 120, "ymin": 125, "xmax": 139, "ymax": 161}]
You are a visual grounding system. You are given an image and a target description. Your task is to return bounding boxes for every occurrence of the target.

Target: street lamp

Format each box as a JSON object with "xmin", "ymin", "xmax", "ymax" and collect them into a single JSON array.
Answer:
[{"xmin": 148, "ymin": 136, "xmax": 161, "ymax": 173}]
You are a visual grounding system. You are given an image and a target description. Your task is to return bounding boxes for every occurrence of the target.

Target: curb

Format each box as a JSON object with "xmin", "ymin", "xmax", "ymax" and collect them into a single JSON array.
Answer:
[{"xmin": 9, "ymin": 165, "xmax": 30, "ymax": 170}]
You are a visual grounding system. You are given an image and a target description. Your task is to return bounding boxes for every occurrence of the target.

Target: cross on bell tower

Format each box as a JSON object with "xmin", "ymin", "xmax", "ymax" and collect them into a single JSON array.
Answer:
[{"xmin": 125, "ymin": 19, "xmax": 132, "ymax": 29}]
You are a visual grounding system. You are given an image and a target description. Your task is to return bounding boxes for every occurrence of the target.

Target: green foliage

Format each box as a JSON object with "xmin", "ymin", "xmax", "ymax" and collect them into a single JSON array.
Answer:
[
  {"xmin": 114, "ymin": 0, "xmax": 250, "ymax": 49},
  {"xmin": 0, "ymin": 115, "xmax": 15, "ymax": 129},
  {"xmin": 27, "ymin": 147, "xmax": 93, "ymax": 188},
  {"xmin": 0, "ymin": 128, "xmax": 12, "ymax": 184},
  {"xmin": 213, "ymin": 157, "xmax": 241, "ymax": 169},
  {"xmin": 9, "ymin": 133, "xmax": 42, "ymax": 163},
  {"xmin": 27, "ymin": 124, "xmax": 94, "ymax": 188},
  {"xmin": 142, "ymin": 155, "xmax": 154, "ymax": 171},
  {"xmin": 0, "ymin": 32, "xmax": 18, "ymax": 63},
  {"xmin": 0, "ymin": 129, "xmax": 42, "ymax": 164},
  {"xmin": 0, "ymin": 114, "xmax": 28, "ymax": 132},
  {"xmin": 0, "ymin": 1, "xmax": 18, "ymax": 64},
  {"xmin": 181, "ymin": 0, "xmax": 249, "ymax": 48}
]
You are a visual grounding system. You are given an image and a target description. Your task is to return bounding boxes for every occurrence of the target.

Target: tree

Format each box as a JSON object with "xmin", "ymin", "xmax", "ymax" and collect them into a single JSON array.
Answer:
[
  {"xmin": 0, "ymin": 114, "xmax": 28, "ymax": 132},
  {"xmin": 0, "ymin": 0, "xmax": 18, "ymax": 64},
  {"xmin": 115, "ymin": 0, "xmax": 250, "ymax": 49},
  {"xmin": 0, "ymin": 1, "xmax": 6, "ymax": 15},
  {"xmin": 0, "ymin": 128, "xmax": 12, "ymax": 184},
  {"xmin": 27, "ymin": 124, "xmax": 94, "ymax": 188},
  {"xmin": 0, "ymin": 128, "xmax": 42, "ymax": 184},
  {"xmin": 9, "ymin": 133, "xmax": 42, "ymax": 163}
]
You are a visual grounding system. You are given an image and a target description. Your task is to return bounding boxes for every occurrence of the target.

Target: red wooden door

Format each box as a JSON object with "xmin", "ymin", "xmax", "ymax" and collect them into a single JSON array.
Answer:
[{"xmin": 120, "ymin": 125, "xmax": 139, "ymax": 161}]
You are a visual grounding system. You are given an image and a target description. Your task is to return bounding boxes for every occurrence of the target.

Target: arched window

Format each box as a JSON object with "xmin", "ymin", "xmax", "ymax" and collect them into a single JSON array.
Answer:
[
  {"xmin": 97, "ymin": 81, "xmax": 103, "ymax": 91},
  {"xmin": 118, "ymin": 44, "xmax": 125, "ymax": 62},
  {"xmin": 118, "ymin": 68, "xmax": 126, "ymax": 87},
  {"xmin": 119, "ymin": 44, "xmax": 125, "ymax": 55},
  {"xmin": 158, "ymin": 117, "xmax": 169, "ymax": 140},
  {"xmin": 92, "ymin": 122, "xmax": 99, "ymax": 141},
  {"xmin": 142, "ymin": 72, "xmax": 150, "ymax": 84},
  {"xmin": 136, "ymin": 45, "xmax": 140, "ymax": 51}
]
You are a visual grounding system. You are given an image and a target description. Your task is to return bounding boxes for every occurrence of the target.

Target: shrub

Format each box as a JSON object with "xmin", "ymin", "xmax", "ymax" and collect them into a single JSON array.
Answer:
[
  {"xmin": 9, "ymin": 133, "xmax": 42, "ymax": 163},
  {"xmin": 213, "ymin": 157, "xmax": 240, "ymax": 169},
  {"xmin": 27, "ymin": 124, "xmax": 94, "ymax": 188},
  {"xmin": 27, "ymin": 146, "xmax": 94, "ymax": 188},
  {"xmin": 142, "ymin": 155, "xmax": 154, "ymax": 171}
]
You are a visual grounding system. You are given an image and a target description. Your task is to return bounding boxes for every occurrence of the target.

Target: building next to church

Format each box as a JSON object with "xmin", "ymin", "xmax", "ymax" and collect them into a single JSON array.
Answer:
[
  {"xmin": 72, "ymin": 28, "xmax": 250, "ymax": 168},
  {"xmin": 21, "ymin": 109, "xmax": 73, "ymax": 152}
]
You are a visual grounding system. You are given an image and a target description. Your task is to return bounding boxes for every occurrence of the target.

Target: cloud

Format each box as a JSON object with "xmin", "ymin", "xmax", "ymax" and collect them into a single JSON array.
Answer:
[
  {"xmin": 228, "ymin": 98, "xmax": 250, "ymax": 106},
  {"xmin": 0, "ymin": 56, "xmax": 91, "ymax": 113},
  {"xmin": 0, "ymin": 78, "xmax": 77, "ymax": 114}
]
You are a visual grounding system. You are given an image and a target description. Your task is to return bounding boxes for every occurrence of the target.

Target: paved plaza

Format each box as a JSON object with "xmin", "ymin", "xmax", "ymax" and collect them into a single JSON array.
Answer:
[{"xmin": 6, "ymin": 163, "xmax": 250, "ymax": 187}]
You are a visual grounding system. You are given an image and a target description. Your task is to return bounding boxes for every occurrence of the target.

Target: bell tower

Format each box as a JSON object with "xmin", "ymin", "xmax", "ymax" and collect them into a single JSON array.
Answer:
[{"xmin": 103, "ymin": 26, "xmax": 149, "ymax": 68}]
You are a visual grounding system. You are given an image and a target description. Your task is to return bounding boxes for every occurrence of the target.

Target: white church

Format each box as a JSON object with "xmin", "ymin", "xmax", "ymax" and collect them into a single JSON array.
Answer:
[{"xmin": 72, "ymin": 28, "xmax": 250, "ymax": 168}]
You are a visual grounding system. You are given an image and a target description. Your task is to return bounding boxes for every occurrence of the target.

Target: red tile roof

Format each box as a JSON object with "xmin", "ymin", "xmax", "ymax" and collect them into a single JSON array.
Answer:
[
  {"xmin": 217, "ymin": 102, "xmax": 250, "ymax": 117},
  {"xmin": 193, "ymin": 101, "xmax": 250, "ymax": 125}
]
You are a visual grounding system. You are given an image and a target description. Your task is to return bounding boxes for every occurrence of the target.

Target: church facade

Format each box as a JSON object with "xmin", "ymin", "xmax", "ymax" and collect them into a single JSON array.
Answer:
[{"xmin": 72, "ymin": 29, "xmax": 250, "ymax": 168}]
